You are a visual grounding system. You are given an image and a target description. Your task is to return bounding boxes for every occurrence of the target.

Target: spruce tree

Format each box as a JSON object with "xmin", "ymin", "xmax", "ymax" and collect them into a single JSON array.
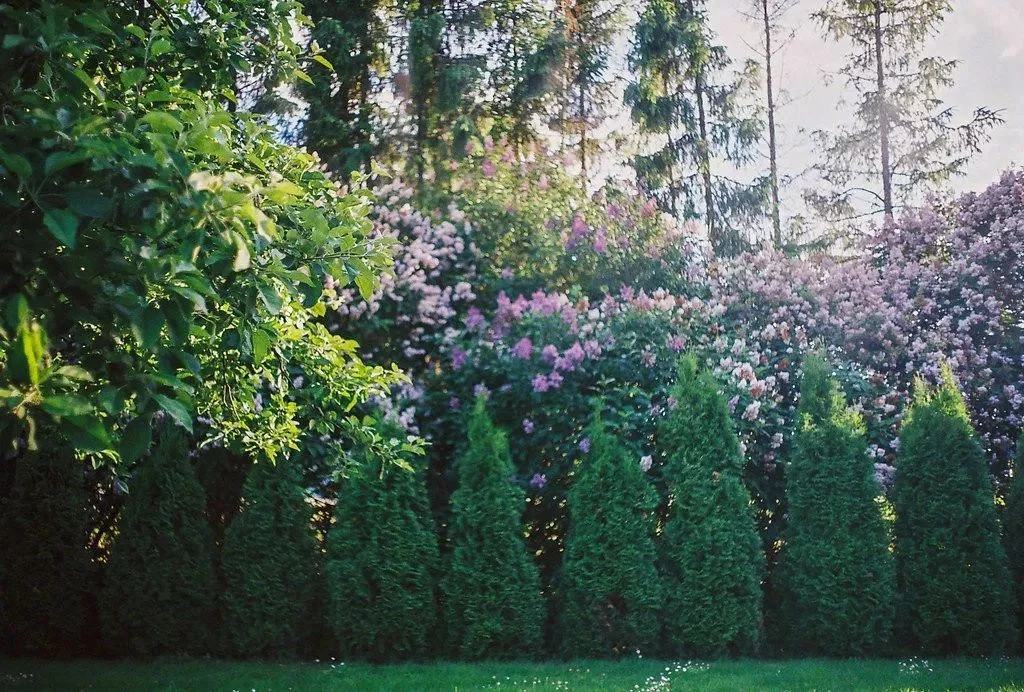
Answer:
[
  {"xmin": 1005, "ymin": 436, "xmax": 1024, "ymax": 646},
  {"xmin": 0, "ymin": 442, "xmax": 92, "ymax": 656},
  {"xmin": 626, "ymin": 0, "xmax": 766, "ymax": 256},
  {"xmin": 325, "ymin": 425, "xmax": 439, "ymax": 660},
  {"xmin": 811, "ymin": 0, "xmax": 1001, "ymax": 223},
  {"xmin": 894, "ymin": 366, "xmax": 1017, "ymax": 654},
  {"xmin": 221, "ymin": 458, "xmax": 318, "ymax": 658},
  {"xmin": 101, "ymin": 423, "xmax": 218, "ymax": 655},
  {"xmin": 441, "ymin": 396, "xmax": 543, "ymax": 659},
  {"xmin": 559, "ymin": 404, "xmax": 661, "ymax": 657},
  {"xmin": 774, "ymin": 353, "xmax": 894, "ymax": 655},
  {"xmin": 658, "ymin": 355, "xmax": 763, "ymax": 657}
]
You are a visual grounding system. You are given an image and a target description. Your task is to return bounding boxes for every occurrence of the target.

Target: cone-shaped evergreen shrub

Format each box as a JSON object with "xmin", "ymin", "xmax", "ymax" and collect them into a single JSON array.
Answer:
[
  {"xmin": 221, "ymin": 458, "xmax": 317, "ymax": 657},
  {"xmin": 1004, "ymin": 436, "xmax": 1024, "ymax": 645},
  {"xmin": 894, "ymin": 366, "xmax": 1017, "ymax": 654},
  {"xmin": 441, "ymin": 396, "xmax": 543, "ymax": 659},
  {"xmin": 774, "ymin": 353, "xmax": 894, "ymax": 655},
  {"xmin": 0, "ymin": 442, "xmax": 92, "ymax": 656},
  {"xmin": 325, "ymin": 423, "xmax": 439, "ymax": 660},
  {"xmin": 101, "ymin": 423, "xmax": 218, "ymax": 655},
  {"xmin": 658, "ymin": 355, "xmax": 763, "ymax": 657},
  {"xmin": 559, "ymin": 404, "xmax": 661, "ymax": 657}
]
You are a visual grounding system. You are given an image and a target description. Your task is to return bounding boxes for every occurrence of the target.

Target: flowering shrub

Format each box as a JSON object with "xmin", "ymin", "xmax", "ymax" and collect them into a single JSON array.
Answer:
[{"xmin": 335, "ymin": 159, "xmax": 1024, "ymax": 589}]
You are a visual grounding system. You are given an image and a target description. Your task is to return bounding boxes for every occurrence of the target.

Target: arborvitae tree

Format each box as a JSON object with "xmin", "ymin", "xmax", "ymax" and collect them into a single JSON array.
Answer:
[
  {"xmin": 0, "ymin": 442, "xmax": 92, "ymax": 656},
  {"xmin": 1005, "ymin": 436, "xmax": 1024, "ymax": 645},
  {"xmin": 894, "ymin": 366, "xmax": 1017, "ymax": 654},
  {"xmin": 627, "ymin": 0, "xmax": 766, "ymax": 256},
  {"xmin": 101, "ymin": 423, "xmax": 218, "ymax": 656},
  {"xmin": 325, "ymin": 426, "xmax": 439, "ymax": 660},
  {"xmin": 810, "ymin": 0, "xmax": 1002, "ymax": 223},
  {"xmin": 774, "ymin": 353, "xmax": 894, "ymax": 655},
  {"xmin": 302, "ymin": 0, "xmax": 391, "ymax": 178},
  {"xmin": 558, "ymin": 404, "xmax": 661, "ymax": 657},
  {"xmin": 658, "ymin": 355, "xmax": 763, "ymax": 657},
  {"xmin": 442, "ymin": 396, "xmax": 543, "ymax": 659},
  {"xmin": 221, "ymin": 458, "xmax": 318, "ymax": 658}
]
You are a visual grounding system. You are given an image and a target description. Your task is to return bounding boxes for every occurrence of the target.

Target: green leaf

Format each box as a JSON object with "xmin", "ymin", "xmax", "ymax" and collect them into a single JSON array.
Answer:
[
  {"xmin": 43, "ymin": 209, "xmax": 79, "ymax": 248},
  {"xmin": 120, "ymin": 415, "xmax": 153, "ymax": 463},
  {"xmin": 140, "ymin": 111, "xmax": 183, "ymax": 134},
  {"xmin": 355, "ymin": 272, "xmax": 376, "ymax": 301},
  {"xmin": 2, "ymin": 35, "xmax": 27, "ymax": 49},
  {"xmin": 120, "ymin": 67, "xmax": 147, "ymax": 88},
  {"xmin": 4, "ymin": 294, "xmax": 28, "ymax": 331},
  {"xmin": 65, "ymin": 189, "xmax": 113, "ymax": 218},
  {"xmin": 65, "ymin": 415, "xmax": 112, "ymax": 452},
  {"xmin": 312, "ymin": 54, "xmax": 334, "ymax": 70},
  {"xmin": 135, "ymin": 305, "xmax": 165, "ymax": 349},
  {"xmin": 232, "ymin": 233, "xmax": 251, "ymax": 271},
  {"xmin": 71, "ymin": 68, "xmax": 104, "ymax": 101},
  {"xmin": 258, "ymin": 282, "xmax": 283, "ymax": 315},
  {"xmin": 55, "ymin": 365, "xmax": 94, "ymax": 382},
  {"xmin": 0, "ymin": 151, "xmax": 31, "ymax": 182},
  {"xmin": 8, "ymin": 321, "xmax": 44, "ymax": 385},
  {"xmin": 294, "ymin": 68, "xmax": 314, "ymax": 84},
  {"xmin": 44, "ymin": 150, "xmax": 91, "ymax": 176},
  {"xmin": 149, "ymin": 37, "xmax": 173, "ymax": 58},
  {"xmin": 153, "ymin": 394, "xmax": 193, "ymax": 433},
  {"xmin": 41, "ymin": 395, "xmax": 94, "ymax": 417},
  {"xmin": 252, "ymin": 328, "xmax": 271, "ymax": 365}
]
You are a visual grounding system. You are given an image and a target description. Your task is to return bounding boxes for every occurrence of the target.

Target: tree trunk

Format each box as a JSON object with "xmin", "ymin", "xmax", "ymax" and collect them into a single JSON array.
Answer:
[
  {"xmin": 873, "ymin": 0, "xmax": 894, "ymax": 221},
  {"xmin": 763, "ymin": 0, "xmax": 782, "ymax": 247}
]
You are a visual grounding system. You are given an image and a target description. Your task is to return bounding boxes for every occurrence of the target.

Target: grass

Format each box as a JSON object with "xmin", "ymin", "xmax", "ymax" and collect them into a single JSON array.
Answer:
[{"xmin": 2, "ymin": 658, "xmax": 1024, "ymax": 691}]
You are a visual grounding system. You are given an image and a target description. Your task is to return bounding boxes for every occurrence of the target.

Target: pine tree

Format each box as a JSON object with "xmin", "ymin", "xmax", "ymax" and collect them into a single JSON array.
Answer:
[
  {"xmin": 894, "ymin": 366, "xmax": 1017, "ymax": 654},
  {"xmin": 774, "ymin": 353, "xmax": 894, "ymax": 655},
  {"xmin": 1005, "ymin": 436, "xmax": 1024, "ymax": 646},
  {"xmin": 559, "ymin": 404, "xmax": 661, "ymax": 657},
  {"xmin": 302, "ymin": 0, "xmax": 391, "ymax": 178},
  {"xmin": 551, "ymin": 0, "xmax": 623, "ymax": 184},
  {"xmin": 627, "ymin": 0, "xmax": 766, "ymax": 256},
  {"xmin": 221, "ymin": 459, "xmax": 318, "ymax": 658},
  {"xmin": 325, "ymin": 425, "xmax": 439, "ymax": 661},
  {"xmin": 658, "ymin": 355, "xmax": 763, "ymax": 657},
  {"xmin": 0, "ymin": 442, "xmax": 92, "ymax": 656},
  {"xmin": 101, "ymin": 423, "xmax": 218, "ymax": 656},
  {"xmin": 810, "ymin": 0, "xmax": 1002, "ymax": 224},
  {"xmin": 442, "ymin": 396, "xmax": 543, "ymax": 659}
]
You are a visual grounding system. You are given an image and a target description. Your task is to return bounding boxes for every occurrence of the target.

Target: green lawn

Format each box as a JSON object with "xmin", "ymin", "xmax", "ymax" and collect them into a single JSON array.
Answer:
[{"xmin": 2, "ymin": 658, "xmax": 1024, "ymax": 691}]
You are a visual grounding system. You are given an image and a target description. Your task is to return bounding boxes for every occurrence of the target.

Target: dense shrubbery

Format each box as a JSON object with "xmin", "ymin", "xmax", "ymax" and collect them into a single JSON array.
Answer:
[
  {"xmin": 441, "ymin": 398, "xmax": 544, "ymax": 659},
  {"xmin": 221, "ymin": 458, "xmax": 318, "ymax": 658},
  {"xmin": 773, "ymin": 354, "xmax": 894, "ymax": 655},
  {"xmin": 325, "ymin": 423, "xmax": 439, "ymax": 661},
  {"xmin": 0, "ymin": 440, "xmax": 92, "ymax": 656},
  {"xmin": 558, "ymin": 405, "xmax": 661, "ymax": 658},
  {"xmin": 101, "ymin": 425, "xmax": 218, "ymax": 656},
  {"xmin": 658, "ymin": 356, "xmax": 763, "ymax": 657},
  {"xmin": 894, "ymin": 368, "xmax": 1017, "ymax": 655}
]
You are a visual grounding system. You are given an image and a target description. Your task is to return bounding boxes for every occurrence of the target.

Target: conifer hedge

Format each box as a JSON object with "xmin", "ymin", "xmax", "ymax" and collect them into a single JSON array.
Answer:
[
  {"xmin": 658, "ymin": 355, "xmax": 763, "ymax": 657},
  {"xmin": 0, "ymin": 442, "xmax": 92, "ymax": 656},
  {"xmin": 325, "ymin": 424, "xmax": 439, "ymax": 660},
  {"xmin": 1004, "ymin": 436, "xmax": 1024, "ymax": 645},
  {"xmin": 101, "ymin": 423, "xmax": 218, "ymax": 655},
  {"xmin": 774, "ymin": 353, "xmax": 894, "ymax": 655},
  {"xmin": 559, "ymin": 405, "xmax": 661, "ymax": 657},
  {"xmin": 894, "ymin": 367, "xmax": 1017, "ymax": 654},
  {"xmin": 221, "ymin": 458, "xmax": 317, "ymax": 657},
  {"xmin": 441, "ymin": 397, "xmax": 544, "ymax": 659}
]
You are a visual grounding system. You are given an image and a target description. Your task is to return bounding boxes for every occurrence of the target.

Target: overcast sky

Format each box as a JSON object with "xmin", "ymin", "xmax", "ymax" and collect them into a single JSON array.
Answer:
[{"xmin": 702, "ymin": 0, "xmax": 1024, "ymax": 213}]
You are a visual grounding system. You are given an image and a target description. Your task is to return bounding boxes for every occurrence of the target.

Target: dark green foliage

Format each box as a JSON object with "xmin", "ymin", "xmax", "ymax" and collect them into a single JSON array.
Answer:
[
  {"xmin": 221, "ymin": 459, "xmax": 318, "ymax": 658},
  {"xmin": 894, "ymin": 366, "xmax": 1017, "ymax": 655},
  {"xmin": 774, "ymin": 353, "xmax": 894, "ymax": 655},
  {"xmin": 1004, "ymin": 436, "xmax": 1024, "ymax": 646},
  {"xmin": 559, "ymin": 405, "xmax": 661, "ymax": 657},
  {"xmin": 325, "ymin": 426, "xmax": 439, "ymax": 661},
  {"xmin": 442, "ymin": 397, "xmax": 543, "ymax": 659},
  {"xmin": 658, "ymin": 355, "xmax": 763, "ymax": 657},
  {"xmin": 101, "ymin": 424, "xmax": 218, "ymax": 656},
  {"xmin": 0, "ymin": 443, "xmax": 92, "ymax": 656}
]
